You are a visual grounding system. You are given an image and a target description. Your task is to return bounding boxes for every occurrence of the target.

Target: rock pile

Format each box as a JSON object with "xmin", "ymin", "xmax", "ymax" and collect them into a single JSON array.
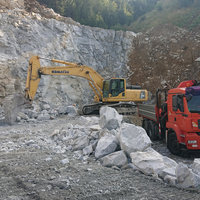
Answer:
[
  {"xmin": 48, "ymin": 106, "xmax": 200, "ymax": 189},
  {"xmin": 16, "ymin": 104, "xmax": 77, "ymax": 123}
]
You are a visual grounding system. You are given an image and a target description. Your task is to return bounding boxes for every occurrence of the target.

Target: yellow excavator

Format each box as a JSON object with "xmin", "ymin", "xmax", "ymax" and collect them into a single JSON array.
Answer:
[{"xmin": 25, "ymin": 56, "xmax": 148, "ymax": 114}]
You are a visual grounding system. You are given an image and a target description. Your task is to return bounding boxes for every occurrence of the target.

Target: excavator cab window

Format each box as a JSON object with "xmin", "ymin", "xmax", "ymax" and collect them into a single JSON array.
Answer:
[{"xmin": 110, "ymin": 79, "xmax": 125, "ymax": 97}]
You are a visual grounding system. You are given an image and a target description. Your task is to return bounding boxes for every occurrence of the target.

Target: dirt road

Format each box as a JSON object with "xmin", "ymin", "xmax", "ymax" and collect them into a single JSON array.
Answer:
[{"xmin": 0, "ymin": 116, "xmax": 199, "ymax": 200}]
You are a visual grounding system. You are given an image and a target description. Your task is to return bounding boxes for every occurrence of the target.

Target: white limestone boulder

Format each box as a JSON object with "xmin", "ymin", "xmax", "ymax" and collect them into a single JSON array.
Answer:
[
  {"xmin": 192, "ymin": 158, "xmax": 200, "ymax": 176},
  {"xmin": 95, "ymin": 134, "xmax": 119, "ymax": 159},
  {"xmin": 119, "ymin": 123, "xmax": 151, "ymax": 155},
  {"xmin": 176, "ymin": 163, "xmax": 200, "ymax": 188},
  {"xmin": 100, "ymin": 150, "xmax": 128, "ymax": 168},
  {"xmin": 99, "ymin": 106, "xmax": 122, "ymax": 130},
  {"xmin": 130, "ymin": 148, "xmax": 177, "ymax": 177}
]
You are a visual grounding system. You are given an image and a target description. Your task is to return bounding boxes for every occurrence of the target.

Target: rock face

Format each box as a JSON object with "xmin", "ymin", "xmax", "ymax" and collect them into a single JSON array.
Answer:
[
  {"xmin": 119, "ymin": 123, "xmax": 151, "ymax": 155},
  {"xmin": 0, "ymin": 0, "xmax": 136, "ymax": 123},
  {"xmin": 0, "ymin": 0, "xmax": 24, "ymax": 9}
]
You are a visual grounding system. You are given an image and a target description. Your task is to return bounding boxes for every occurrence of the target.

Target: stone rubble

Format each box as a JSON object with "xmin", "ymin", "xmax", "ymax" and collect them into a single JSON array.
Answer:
[
  {"xmin": 43, "ymin": 106, "xmax": 200, "ymax": 189},
  {"xmin": 0, "ymin": 105, "xmax": 200, "ymax": 191}
]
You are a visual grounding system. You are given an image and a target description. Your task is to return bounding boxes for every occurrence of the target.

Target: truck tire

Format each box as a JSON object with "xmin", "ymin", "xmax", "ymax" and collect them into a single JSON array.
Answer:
[
  {"xmin": 148, "ymin": 121, "xmax": 157, "ymax": 141},
  {"xmin": 167, "ymin": 131, "xmax": 181, "ymax": 155},
  {"xmin": 142, "ymin": 119, "xmax": 149, "ymax": 134},
  {"xmin": 154, "ymin": 123, "xmax": 159, "ymax": 140}
]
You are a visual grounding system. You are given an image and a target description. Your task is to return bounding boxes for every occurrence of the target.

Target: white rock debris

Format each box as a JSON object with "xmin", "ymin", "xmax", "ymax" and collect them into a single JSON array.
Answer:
[{"xmin": 43, "ymin": 107, "xmax": 200, "ymax": 189}]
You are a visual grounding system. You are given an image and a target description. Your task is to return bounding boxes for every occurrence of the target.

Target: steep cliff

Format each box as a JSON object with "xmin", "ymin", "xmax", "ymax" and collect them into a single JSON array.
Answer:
[{"xmin": 0, "ymin": 0, "xmax": 136, "ymax": 122}]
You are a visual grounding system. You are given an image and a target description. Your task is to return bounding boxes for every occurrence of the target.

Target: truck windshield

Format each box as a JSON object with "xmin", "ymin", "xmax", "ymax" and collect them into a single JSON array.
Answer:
[
  {"xmin": 187, "ymin": 95, "xmax": 200, "ymax": 113},
  {"xmin": 186, "ymin": 86, "xmax": 200, "ymax": 113}
]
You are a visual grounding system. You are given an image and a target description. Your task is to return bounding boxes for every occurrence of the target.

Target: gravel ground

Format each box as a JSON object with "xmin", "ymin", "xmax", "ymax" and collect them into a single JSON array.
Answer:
[{"xmin": 0, "ymin": 116, "xmax": 200, "ymax": 200}]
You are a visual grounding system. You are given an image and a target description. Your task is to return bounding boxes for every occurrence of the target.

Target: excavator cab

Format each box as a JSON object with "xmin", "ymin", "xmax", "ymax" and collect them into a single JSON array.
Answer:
[{"xmin": 103, "ymin": 79, "xmax": 125, "ymax": 98}]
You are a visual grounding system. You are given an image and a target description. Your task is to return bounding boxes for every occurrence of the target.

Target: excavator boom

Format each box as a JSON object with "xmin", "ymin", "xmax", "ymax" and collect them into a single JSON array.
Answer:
[{"xmin": 25, "ymin": 56, "xmax": 104, "ymax": 102}]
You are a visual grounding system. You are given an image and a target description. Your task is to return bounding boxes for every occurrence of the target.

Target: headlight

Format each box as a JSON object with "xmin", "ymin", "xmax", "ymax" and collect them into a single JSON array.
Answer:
[
  {"xmin": 140, "ymin": 91, "xmax": 145, "ymax": 99},
  {"xmin": 192, "ymin": 121, "xmax": 198, "ymax": 128}
]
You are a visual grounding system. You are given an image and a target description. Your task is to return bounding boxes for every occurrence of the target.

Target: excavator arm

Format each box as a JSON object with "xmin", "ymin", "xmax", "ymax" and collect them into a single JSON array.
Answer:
[{"xmin": 25, "ymin": 56, "xmax": 104, "ymax": 102}]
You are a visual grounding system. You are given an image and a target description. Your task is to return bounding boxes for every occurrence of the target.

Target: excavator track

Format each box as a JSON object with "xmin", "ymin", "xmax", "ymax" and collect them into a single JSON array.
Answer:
[{"xmin": 82, "ymin": 102, "xmax": 136, "ymax": 115}]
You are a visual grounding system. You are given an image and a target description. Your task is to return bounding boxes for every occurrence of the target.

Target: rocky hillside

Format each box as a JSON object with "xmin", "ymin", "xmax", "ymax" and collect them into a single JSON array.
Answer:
[
  {"xmin": 0, "ymin": 0, "xmax": 135, "ymax": 122},
  {"xmin": 128, "ymin": 24, "xmax": 200, "ymax": 94}
]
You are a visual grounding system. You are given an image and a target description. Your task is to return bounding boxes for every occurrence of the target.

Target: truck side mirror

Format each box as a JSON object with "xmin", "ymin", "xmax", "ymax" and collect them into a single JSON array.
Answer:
[{"xmin": 172, "ymin": 95, "xmax": 178, "ymax": 111}]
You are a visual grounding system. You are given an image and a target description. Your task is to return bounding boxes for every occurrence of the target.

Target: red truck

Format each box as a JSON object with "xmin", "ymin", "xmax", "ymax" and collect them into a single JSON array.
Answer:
[{"xmin": 138, "ymin": 80, "xmax": 200, "ymax": 155}]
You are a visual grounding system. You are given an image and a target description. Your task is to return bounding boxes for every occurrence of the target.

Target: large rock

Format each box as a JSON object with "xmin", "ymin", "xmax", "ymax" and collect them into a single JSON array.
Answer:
[
  {"xmin": 66, "ymin": 105, "xmax": 77, "ymax": 116},
  {"xmin": 176, "ymin": 163, "xmax": 200, "ymax": 188},
  {"xmin": 73, "ymin": 135, "xmax": 89, "ymax": 151},
  {"xmin": 100, "ymin": 150, "xmax": 128, "ymax": 168},
  {"xmin": 192, "ymin": 158, "xmax": 200, "ymax": 175},
  {"xmin": 119, "ymin": 123, "xmax": 151, "ymax": 155},
  {"xmin": 130, "ymin": 148, "xmax": 177, "ymax": 177},
  {"xmin": 99, "ymin": 107, "xmax": 123, "ymax": 130},
  {"xmin": 95, "ymin": 134, "xmax": 119, "ymax": 159}
]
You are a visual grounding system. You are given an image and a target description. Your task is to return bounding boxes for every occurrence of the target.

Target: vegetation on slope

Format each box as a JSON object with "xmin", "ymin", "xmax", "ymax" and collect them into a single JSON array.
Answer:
[{"xmin": 37, "ymin": 0, "xmax": 200, "ymax": 32}]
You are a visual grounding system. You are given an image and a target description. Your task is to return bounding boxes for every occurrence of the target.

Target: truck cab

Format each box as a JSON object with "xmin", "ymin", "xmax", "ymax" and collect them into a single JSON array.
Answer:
[{"xmin": 166, "ymin": 86, "xmax": 200, "ymax": 154}]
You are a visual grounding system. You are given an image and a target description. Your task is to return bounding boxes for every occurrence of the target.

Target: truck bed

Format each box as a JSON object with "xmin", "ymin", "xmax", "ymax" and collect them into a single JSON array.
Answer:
[{"xmin": 138, "ymin": 104, "xmax": 157, "ymax": 121}]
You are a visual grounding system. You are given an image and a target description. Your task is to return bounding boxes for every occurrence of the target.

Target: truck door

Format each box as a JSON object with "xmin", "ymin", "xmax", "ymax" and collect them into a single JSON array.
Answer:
[{"xmin": 172, "ymin": 94, "xmax": 184, "ymax": 128}]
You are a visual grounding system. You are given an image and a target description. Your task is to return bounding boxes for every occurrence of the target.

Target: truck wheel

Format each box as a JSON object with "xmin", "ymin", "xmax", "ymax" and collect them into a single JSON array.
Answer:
[
  {"xmin": 142, "ymin": 119, "xmax": 149, "ymax": 134},
  {"xmin": 148, "ymin": 121, "xmax": 157, "ymax": 141},
  {"xmin": 154, "ymin": 124, "xmax": 159, "ymax": 140},
  {"xmin": 167, "ymin": 131, "xmax": 181, "ymax": 155}
]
